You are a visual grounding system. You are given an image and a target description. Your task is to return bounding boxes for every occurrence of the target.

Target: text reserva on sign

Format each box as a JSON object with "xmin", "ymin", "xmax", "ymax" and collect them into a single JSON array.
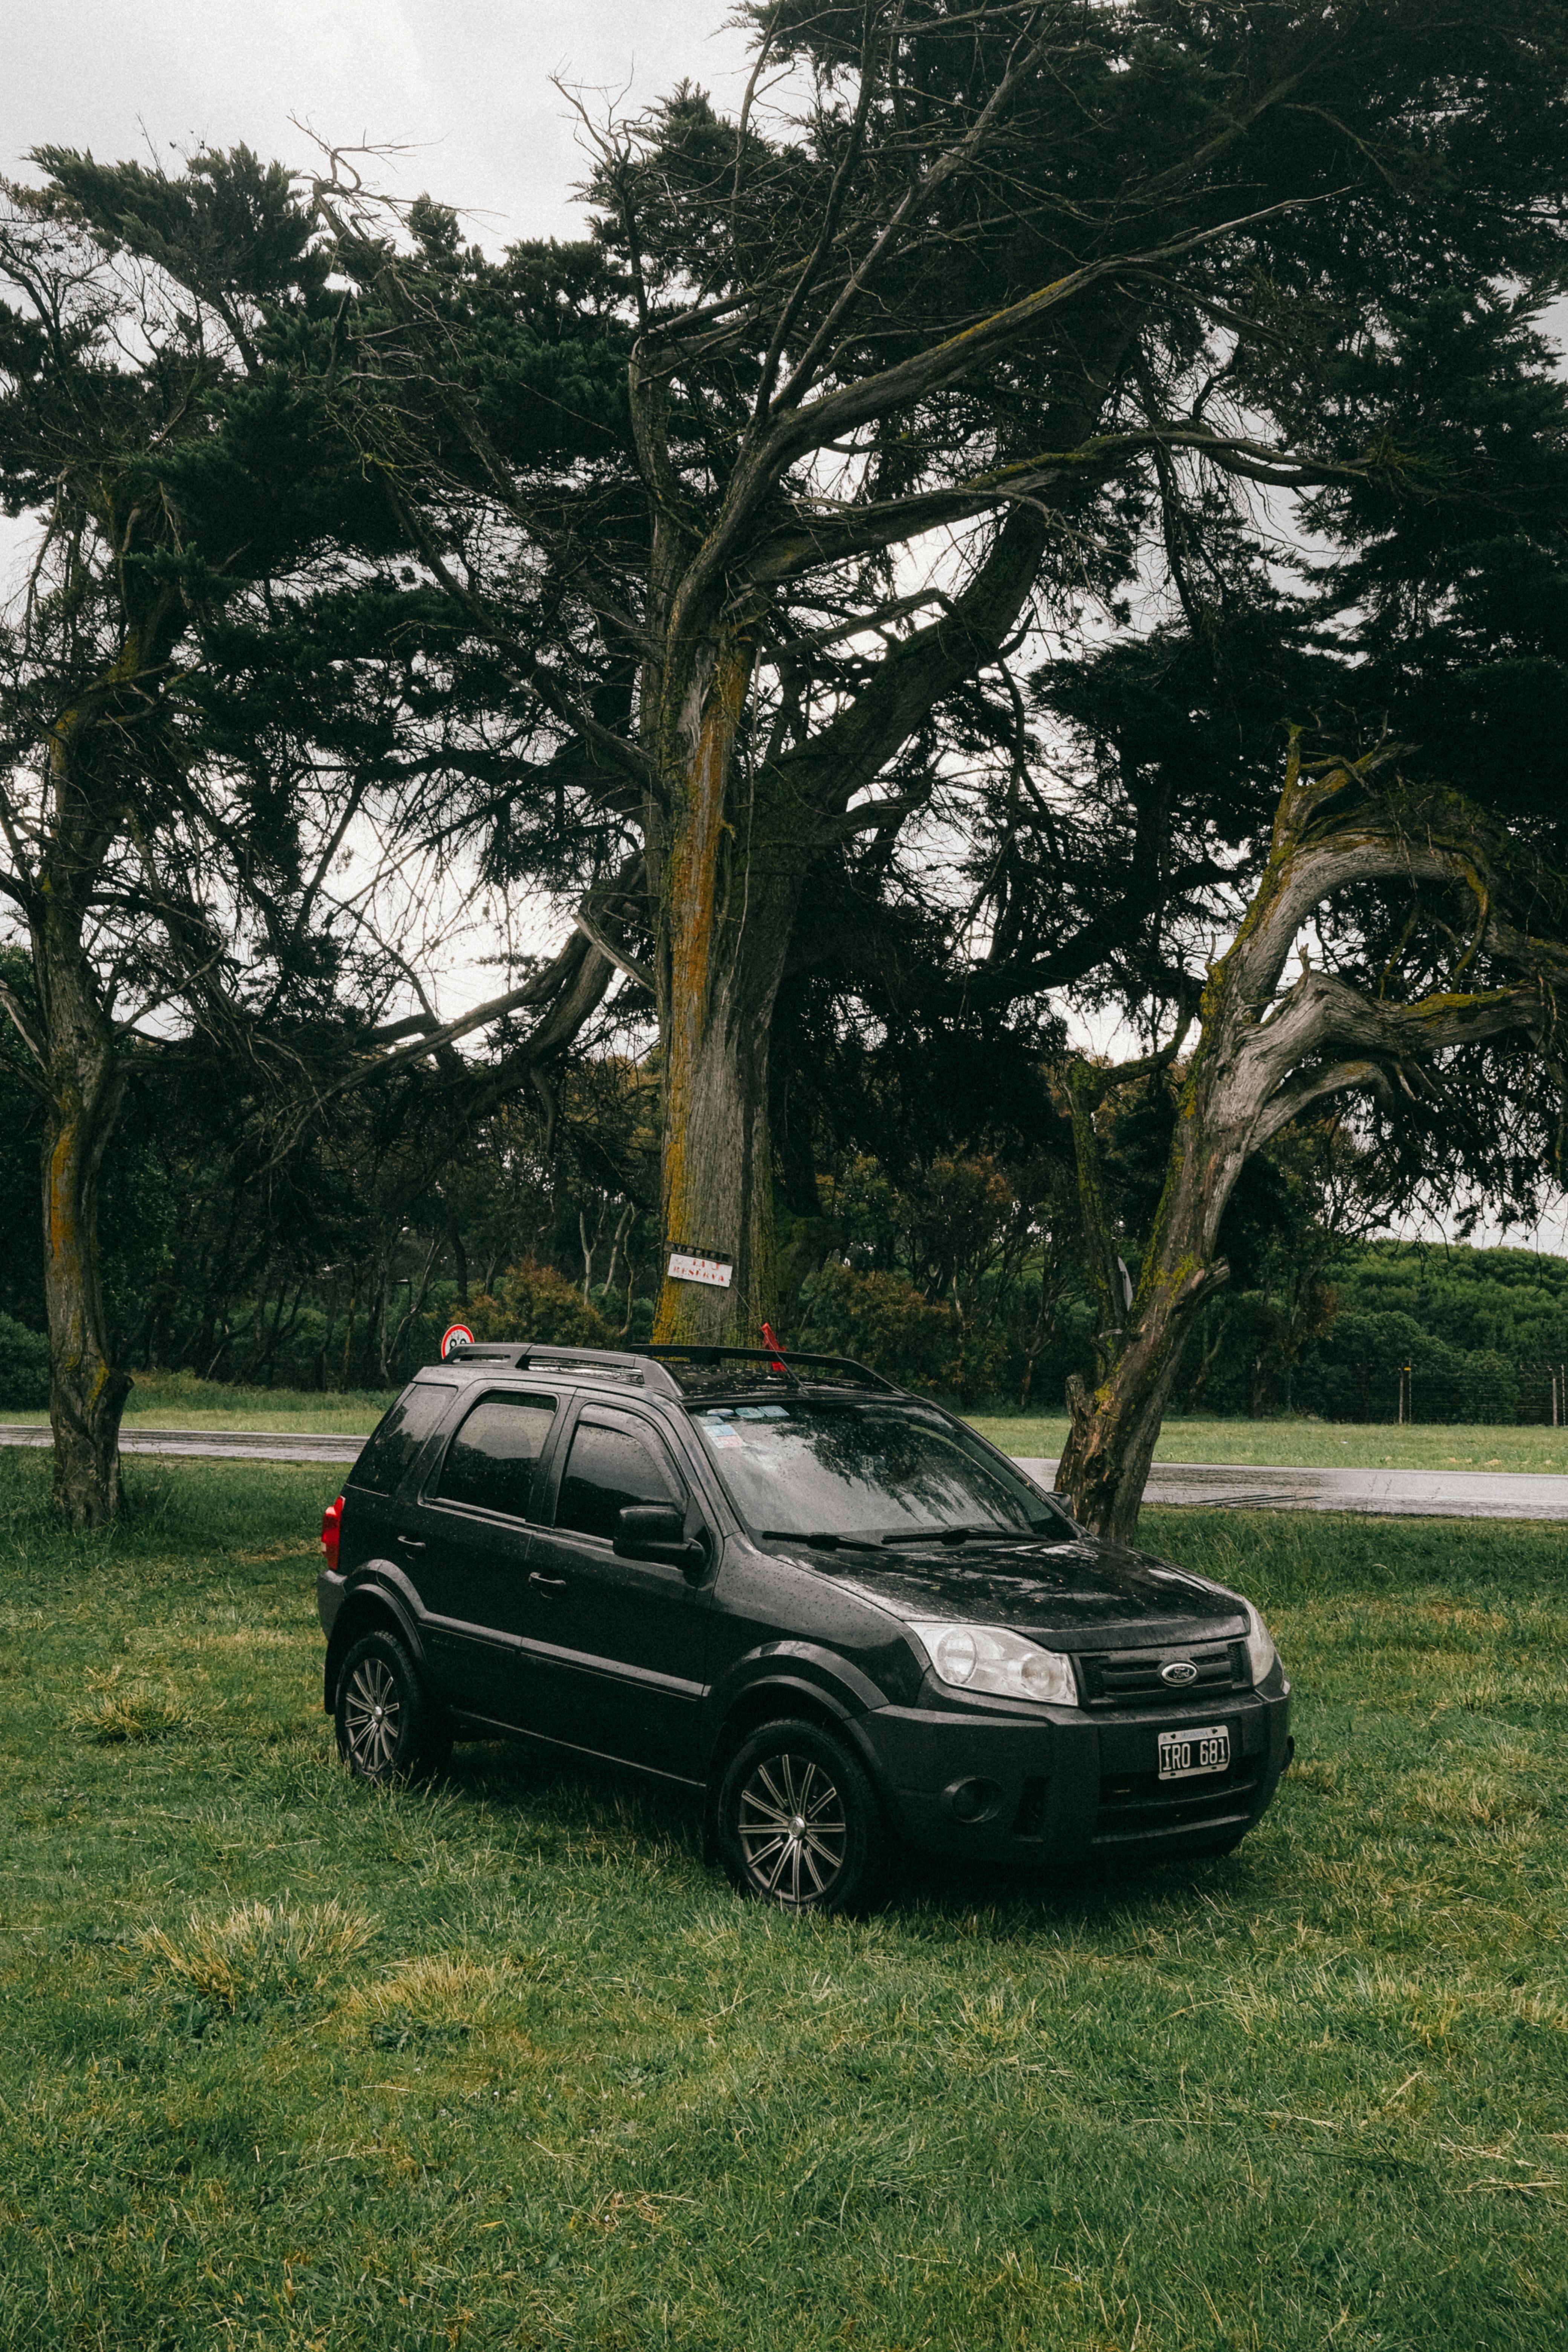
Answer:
[{"xmin": 666, "ymin": 1247, "xmax": 733, "ymax": 1289}]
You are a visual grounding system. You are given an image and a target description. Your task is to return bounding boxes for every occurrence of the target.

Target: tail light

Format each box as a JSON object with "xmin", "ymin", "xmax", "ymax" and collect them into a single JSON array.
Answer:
[{"xmin": 320, "ymin": 1494, "xmax": 345, "ymax": 1574}]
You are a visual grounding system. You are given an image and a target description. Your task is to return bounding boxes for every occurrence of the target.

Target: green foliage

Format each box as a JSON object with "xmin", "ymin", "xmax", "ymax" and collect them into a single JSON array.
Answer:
[
  {"xmin": 0, "ymin": 1310, "xmax": 48, "ymax": 1408},
  {"xmin": 1288, "ymin": 1243, "xmax": 1568, "ymax": 1424},
  {"xmin": 421, "ymin": 1257, "xmax": 612, "ymax": 1361},
  {"xmin": 2, "ymin": 1448, "xmax": 1566, "ymax": 2346},
  {"xmin": 796, "ymin": 1261, "xmax": 962, "ymax": 1392},
  {"xmin": 1333, "ymin": 1239, "xmax": 1568, "ymax": 1351},
  {"xmin": 117, "ymin": 1370, "xmax": 394, "ymax": 1429},
  {"xmin": 787, "ymin": 1150, "xmax": 1072, "ymax": 1405}
]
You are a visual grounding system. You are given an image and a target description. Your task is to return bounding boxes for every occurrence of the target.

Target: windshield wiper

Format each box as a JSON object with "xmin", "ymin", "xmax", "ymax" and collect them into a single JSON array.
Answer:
[
  {"xmin": 880, "ymin": 1524, "xmax": 998, "ymax": 1547},
  {"xmin": 758, "ymin": 1528, "xmax": 884, "ymax": 1554}
]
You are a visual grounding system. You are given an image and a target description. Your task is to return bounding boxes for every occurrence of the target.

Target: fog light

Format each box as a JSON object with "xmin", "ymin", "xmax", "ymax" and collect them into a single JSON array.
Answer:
[{"xmin": 944, "ymin": 1776, "xmax": 1001, "ymax": 1825}]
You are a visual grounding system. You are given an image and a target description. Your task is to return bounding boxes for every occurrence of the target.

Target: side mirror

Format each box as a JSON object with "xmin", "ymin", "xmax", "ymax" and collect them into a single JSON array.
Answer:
[{"xmin": 614, "ymin": 1502, "xmax": 705, "ymax": 1574}]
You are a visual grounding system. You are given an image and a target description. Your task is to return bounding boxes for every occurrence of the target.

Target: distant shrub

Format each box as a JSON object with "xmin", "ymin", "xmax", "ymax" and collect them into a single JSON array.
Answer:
[
  {"xmin": 0, "ymin": 1311, "xmax": 49, "ymax": 1410},
  {"xmin": 1294, "ymin": 1311, "xmax": 1524, "ymax": 1424},
  {"xmin": 796, "ymin": 1263, "xmax": 961, "ymax": 1393},
  {"xmin": 423, "ymin": 1259, "xmax": 611, "ymax": 1358}
]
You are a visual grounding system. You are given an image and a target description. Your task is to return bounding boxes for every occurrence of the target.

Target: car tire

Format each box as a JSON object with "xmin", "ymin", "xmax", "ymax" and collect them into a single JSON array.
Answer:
[
  {"xmin": 334, "ymin": 1628, "xmax": 451, "ymax": 1785},
  {"xmin": 715, "ymin": 1718, "xmax": 885, "ymax": 1915}
]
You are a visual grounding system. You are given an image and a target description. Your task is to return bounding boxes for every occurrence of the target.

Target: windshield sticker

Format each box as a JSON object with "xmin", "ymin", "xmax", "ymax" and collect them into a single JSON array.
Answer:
[{"xmin": 701, "ymin": 1424, "xmax": 746, "ymax": 1449}]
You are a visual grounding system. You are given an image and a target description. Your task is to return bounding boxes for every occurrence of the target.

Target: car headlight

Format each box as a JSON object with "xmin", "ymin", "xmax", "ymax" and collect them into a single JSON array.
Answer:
[
  {"xmin": 1242, "ymin": 1600, "xmax": 1277, "ymax": 1685},
  {"xmin": 907, "ymin": 1620, "xmax": 1079, "ymax": 1707}
]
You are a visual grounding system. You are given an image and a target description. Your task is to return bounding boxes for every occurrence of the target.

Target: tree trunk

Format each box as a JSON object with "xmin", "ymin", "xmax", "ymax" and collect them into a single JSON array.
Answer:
[
  {"xmin": 36, "ymin": 915, "xmax": 130, "ymax": 1529},
  {"xmin": 652, "ymin": 949, "xmax": 785, "ymax": 1344},
  {"xmin": 1058, "ymin": 1259, "xmax": 1225, "ymax": 1544},
  {"xmin": 1052, "ymin": 743, "xmax": 1550, "ymax": 1540},
  {"xmin": 651, "ymin": 640, "xmax": 803, "ymax": 1346},
  {"xmin": 1055, "ymin": 971, "xmax": 1265, "ymax": 1537},
  {"xmin": 602, "ymin": 1199, "xmax": 635, "ymax": 1305}
]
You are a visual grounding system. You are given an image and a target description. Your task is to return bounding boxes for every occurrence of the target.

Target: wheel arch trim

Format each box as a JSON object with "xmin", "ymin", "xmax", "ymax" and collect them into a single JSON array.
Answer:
[
  {"xmin": 709, "ymin": 1640, "xmax": 886, "ymax": 1726},
  {"xmin": 702, "ymin": 1661, "xmax": 896, "ymax": 1836},
  {"xmin": 323, "ymin": 1571, "xmax": 429, "ymax": 1710}
]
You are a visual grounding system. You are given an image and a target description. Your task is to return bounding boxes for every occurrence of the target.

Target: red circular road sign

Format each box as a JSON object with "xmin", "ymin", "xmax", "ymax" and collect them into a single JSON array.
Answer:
[{"xmin": 440, "ymin": 1322, "xmax": 476, "ymax": 1359}]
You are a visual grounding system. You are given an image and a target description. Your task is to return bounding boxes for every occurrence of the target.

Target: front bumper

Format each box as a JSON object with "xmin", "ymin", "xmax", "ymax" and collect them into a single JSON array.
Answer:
[{"xmin": 858, "ymin": 1686, "xmax": 1292, "ymax": 1865}]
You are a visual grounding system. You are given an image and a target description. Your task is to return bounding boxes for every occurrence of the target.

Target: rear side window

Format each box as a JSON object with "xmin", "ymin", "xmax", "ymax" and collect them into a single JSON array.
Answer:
[
  {"xmin": 556, "ymin": 1418, "xmax": 678, "ymax": 1542},
  {"xmin": 432, "ymin": 1392, "xmax": 557, "ymax": 1520},
  {"xmin": 350, "ymin": 1382, "xmax": 456, "ymax": 1496}
]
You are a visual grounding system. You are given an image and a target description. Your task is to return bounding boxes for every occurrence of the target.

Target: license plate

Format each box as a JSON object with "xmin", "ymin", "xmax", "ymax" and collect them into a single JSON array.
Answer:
[{"xmin": 1158, "ymin": 1725, "xmax": 1230, "ymax": 1780}]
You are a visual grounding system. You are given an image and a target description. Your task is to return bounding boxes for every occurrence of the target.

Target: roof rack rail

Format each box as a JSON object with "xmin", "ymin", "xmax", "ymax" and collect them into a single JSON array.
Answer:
[
  {"xmin": 632, "ymin": 1344, "xmax": 896, "ymax": 1393},
  {"xmin": 440, "ymin": 1342, "xmax": 683, "ymax": 1395},
  {"xmin": 436, "ymin": 1340, "xmax": 895, "ymax": 1397}
]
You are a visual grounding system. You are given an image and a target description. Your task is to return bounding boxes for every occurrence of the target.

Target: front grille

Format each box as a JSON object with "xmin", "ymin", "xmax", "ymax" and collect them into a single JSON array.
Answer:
[
  {"xmin": 1091, "ymin": 1757, "xmax": 1263, "ymax": 1846},
  {"xmin": 1076, "ymin": 1641, "xmax": 1245, "ymax": 1707}
]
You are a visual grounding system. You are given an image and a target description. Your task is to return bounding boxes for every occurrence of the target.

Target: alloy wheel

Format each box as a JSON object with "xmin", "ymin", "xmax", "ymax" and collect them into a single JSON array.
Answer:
[
  {"xmin": 342, "ymin": 1653, "xmax": 402, "ymax": 1776},
  {"xmin": 736, "ymin": 1752, "xmax": 848, "ymax": 1904}
]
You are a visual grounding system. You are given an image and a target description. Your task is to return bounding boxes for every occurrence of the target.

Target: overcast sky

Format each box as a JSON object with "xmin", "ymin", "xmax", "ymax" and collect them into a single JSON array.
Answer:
[{"xmin": 3, "ymin": 0, "xmax": 749, "ymax": 242}]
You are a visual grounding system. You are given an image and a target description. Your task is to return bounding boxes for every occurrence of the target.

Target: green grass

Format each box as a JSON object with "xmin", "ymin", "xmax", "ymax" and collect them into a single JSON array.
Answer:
[
  {"xmin": 10, "ymin": 1374, "xmax": 1568, "ymax": 1477},
  {"xmin": 2, "ymin": 1451, "xmax": 1565, "ymax": 2347},
  {"xmin": 3, "ymin": 1368, "xmax": 396, "ymax": 1433},
  {"xmin": 971, "ymin": 1413, "xmax": 1568, "ymax": 1476}
]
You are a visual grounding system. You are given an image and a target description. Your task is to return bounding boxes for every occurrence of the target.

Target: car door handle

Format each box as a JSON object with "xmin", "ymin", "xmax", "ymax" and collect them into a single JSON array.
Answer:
[
  {"xmin": 397, "ymin": 1535, "xmax": 427, "ymax": 1552},
  {"xmin": 528, "ymin": 1571, "xmax": 568, "ymax": 1592}
]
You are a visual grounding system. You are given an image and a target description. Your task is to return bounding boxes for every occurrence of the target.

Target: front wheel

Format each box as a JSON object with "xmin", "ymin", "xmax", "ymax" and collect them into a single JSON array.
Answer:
[
  {"xmin": 334, "ymin": 1628, "xmax": 452, "ymax": 1785},
  {"xmin": 715, "ymin": 1718, "xmax": 885, "ymax": 1915}
]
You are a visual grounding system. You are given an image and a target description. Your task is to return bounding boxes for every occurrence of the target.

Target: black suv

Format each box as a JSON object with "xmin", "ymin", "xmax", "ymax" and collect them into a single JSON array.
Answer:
[{"xmin": 317, "ymin": 1343, "xmax": 1292, "ymax": 1910}]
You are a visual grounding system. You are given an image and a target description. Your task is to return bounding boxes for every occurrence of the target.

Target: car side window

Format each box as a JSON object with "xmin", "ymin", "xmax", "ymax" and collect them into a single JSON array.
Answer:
[
  {"xmin": 430, "ymin": 1392, "xmax": 557, "ymax": 1521},
  {"xmin": 554, "ymin": 1417, "xmax": 678, "ymax": 1542},
  {"xmin": 351, "ymin": 1380, "xmax": 457, "ymax": 1495}
]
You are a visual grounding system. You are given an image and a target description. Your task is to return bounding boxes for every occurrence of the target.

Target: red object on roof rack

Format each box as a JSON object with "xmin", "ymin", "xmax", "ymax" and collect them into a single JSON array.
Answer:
[{"xmin": 760, "ymin": 1320, "xmax": 787, "ymax": 1372}]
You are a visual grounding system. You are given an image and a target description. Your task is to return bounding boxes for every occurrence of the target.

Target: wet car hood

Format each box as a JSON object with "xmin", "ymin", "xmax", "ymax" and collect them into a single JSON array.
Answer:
[{"xmin": 822, "ymin": 1534, "xmax": 1246, "ymax": 1647}]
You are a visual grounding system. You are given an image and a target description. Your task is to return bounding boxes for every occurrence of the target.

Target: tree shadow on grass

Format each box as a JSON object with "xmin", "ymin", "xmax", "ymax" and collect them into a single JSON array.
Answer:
[{"xmin": 440, "ymin": 1733, "xmax": 707, "ymax": 1865}]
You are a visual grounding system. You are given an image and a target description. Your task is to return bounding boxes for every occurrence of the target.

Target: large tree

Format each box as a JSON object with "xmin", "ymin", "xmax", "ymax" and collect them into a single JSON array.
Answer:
[
  {"xmin": 0, "ymin": 151, "xmax": 612, "ymax": 1520},
  {"xmin": 1035, "ymin": 277, "xmax": 1568, "ymax": 1537},
  {"xmin": 310, "ymin": 0, "xmax": 1568, "ymax": 1350},
  {"xmin": 1056, "ymin": 746, "xmax": 1568, "ymax": 1538},
  {"xmin": 0, "ymin": 153, "xmax": 352, "ymax": 1518}
]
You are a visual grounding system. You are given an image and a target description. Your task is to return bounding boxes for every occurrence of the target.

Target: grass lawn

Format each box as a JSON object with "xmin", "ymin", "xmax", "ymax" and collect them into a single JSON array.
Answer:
[
  {"xmin": 2, "ymin": 1370, "xmax": 397, "ymax": 1435},
  {"xmin": 9, "ymin": 1373, "xmax": 1568, "ymax": 1478},
  {"xmin": 2, "ymin": 1451, "xmax": 1564, "ymax": 2347},
  {"xmin": 970, "ymin": 1415, "xmax": 1568, "ymax": 1477}
]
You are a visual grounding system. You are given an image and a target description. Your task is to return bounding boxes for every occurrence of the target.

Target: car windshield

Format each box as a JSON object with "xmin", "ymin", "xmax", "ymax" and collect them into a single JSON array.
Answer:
[{"xmin": 690, "ymin": 1397, "xmax": 1074, "ymax": 1545}]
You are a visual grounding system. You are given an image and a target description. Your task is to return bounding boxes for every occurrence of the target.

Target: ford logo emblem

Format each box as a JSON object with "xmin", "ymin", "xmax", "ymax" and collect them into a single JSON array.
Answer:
[{"xmin": 1161, "ymin": 1660, "xmax": 1199, "ymax": 1686}]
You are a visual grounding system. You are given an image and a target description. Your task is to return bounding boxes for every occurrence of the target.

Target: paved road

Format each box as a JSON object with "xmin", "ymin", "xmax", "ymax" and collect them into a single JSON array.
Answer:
[
  {"xmin": 0, "ymin": 1423, "xmax": 367, "ymax": 1465},
  {"xmin": 4, "ymin": 1424, "xmax": 1568, "ymax": 1518},
  {"xmin": 1012, "ymin": 1458, "xmax": 1568, "ymax": 1521}
]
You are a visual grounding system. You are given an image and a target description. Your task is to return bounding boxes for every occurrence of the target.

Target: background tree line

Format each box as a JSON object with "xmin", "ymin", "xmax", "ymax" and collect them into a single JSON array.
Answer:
[
  {"xmin": 6, "ymin": 961, "xmax": 1567, "ymax": 1433},
  {"xmin": 3, "ymin": 2, "xmax": 1568, "ymax": 1531}
]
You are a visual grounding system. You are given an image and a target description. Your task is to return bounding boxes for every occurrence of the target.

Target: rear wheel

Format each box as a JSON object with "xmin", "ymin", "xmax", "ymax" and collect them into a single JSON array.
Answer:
[
  {"xmin": 334, "ymin": 1628, "xmax": 451, "ymax": 1785},
  {"xmin": 715, "ymin": 1718, "xmax": 885, "ymax": 1915}
]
